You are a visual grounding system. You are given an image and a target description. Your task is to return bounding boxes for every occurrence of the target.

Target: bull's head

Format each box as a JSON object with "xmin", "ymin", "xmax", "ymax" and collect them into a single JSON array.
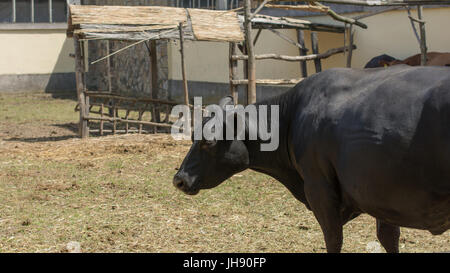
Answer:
[{"xmin": 173, "ymin": 96, "xmax": 250, "ymax": 195}]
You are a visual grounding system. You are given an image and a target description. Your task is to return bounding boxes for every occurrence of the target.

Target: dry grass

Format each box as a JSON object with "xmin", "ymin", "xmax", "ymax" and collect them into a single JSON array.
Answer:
[
  {"xmin": 188, "ymin": 8, "xmax": 244, "ymax": 42},
  {"xmin": 70, "ymin": 5, "xmax": 187, "ymax": 26},
  {"xmin": 0, "ymin": 92, "xmax": 449, "ymax": 253},
  {"xmin": 69, "ymin": 5, "xmax": 244, "ymax": 42}
]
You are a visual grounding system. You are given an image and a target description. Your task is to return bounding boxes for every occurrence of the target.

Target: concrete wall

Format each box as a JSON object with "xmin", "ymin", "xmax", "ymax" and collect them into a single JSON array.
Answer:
[
  {"xmin": 167, "ymin": 7, "xmax": 450, "ymax": 103},
  {"xmin": 1, "ymin": 6, "xmax": 449, "ymax": 95},
  {"xmin": 352, "ymin": 7, "xmax": 450, "ymax": 68},
  {"xmin": 167, "ymin": 7, "xmax": 450, "ymax": 81},
  {"xmin": 0, "ymin": 26, "xmax": 75, "ymax": 92},
  {"xmin": 0, "ymin": 29, "xmax": 73, "ymax": 75},
  {"xmin": 166, "ymin": 29, "xmax": 345, "ymax": 103}
]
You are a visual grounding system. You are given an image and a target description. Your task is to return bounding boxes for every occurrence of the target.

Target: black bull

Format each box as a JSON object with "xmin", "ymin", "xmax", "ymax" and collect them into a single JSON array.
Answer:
[{"xmin": 173, "ymin": 66, "xmax": 450, "ymax": 253}]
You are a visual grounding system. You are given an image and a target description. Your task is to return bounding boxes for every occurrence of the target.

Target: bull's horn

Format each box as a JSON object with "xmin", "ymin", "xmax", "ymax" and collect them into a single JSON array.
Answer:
[{"xmin": 219, "ymin": 96, "xmax": 234, "ymax": 109}]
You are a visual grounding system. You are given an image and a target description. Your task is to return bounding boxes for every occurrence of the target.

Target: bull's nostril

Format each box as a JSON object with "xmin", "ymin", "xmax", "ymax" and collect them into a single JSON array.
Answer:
[
  {"xmin": 173, "ymin": 177, "xmax": 185, "ymax": 189},
  {"xmin": 173, "ymin": 175, "xmax": 199, "ymax": 195},
  {"xmin": 176, "ymin": 180, "xmax": 184, "ymax": 189}
]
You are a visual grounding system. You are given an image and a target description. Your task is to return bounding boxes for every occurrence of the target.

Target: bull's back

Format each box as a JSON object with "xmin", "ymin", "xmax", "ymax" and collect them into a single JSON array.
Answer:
[
  {"xmin": 425, "ymin": 52, "xmax": 450, "ymax": 66},
  {"xmin": 293, "ymin": 66, "xmax": 450, "ymax": 232}
]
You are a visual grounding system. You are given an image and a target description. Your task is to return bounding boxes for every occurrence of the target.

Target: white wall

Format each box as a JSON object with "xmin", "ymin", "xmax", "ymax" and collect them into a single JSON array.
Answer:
[
  {"xmin": 168, "ymin": 7, "xmax": 450, "ymax": 83},
  {"xmin": 353, "ymin": 7, "xmax": 450, "ymax": 68},
  {"xmin": 0, "ymin": 29, "xmax": 74, "ymax": 75},
  {"xmin": 1, "ymin": 7, "xmax": 449, "ymax": 80}
]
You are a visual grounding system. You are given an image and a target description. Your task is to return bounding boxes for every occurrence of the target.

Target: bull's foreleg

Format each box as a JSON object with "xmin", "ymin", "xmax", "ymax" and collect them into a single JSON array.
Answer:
[
  {"xmin": 304, "ymin": 178, "xmax": 343, "ymax": 253},
  {"xmin": 376, "ymin": 219, "xmax": 400, "ymax": 253}
]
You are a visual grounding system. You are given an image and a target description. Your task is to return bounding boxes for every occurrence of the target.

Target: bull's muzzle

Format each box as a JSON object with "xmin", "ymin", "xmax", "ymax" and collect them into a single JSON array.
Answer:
[{"xmin": 173, "ymin": 174, "xmax": 200, "ymax": 195}]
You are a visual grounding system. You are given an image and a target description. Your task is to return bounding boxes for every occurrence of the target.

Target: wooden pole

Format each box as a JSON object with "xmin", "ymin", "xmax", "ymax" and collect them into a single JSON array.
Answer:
[
  {"xmin": 250, "ymin": 0, "xmax": 270, "ymax": 20},
  {"xmin": 73, "ymin": 36, "xmax": 88, "ymax": 138},
  {"xmin": 253, "ymin": 29, "xmax": 262, "ymax": 46},
  {"xmin": 85, "ymin": 94, "xmax": 90, "ymax": 135},
  {"xmin": 229, "ymin": 42, "xmax": 238, "ymax": 104},
  {"xmin": 407, "ymin": 7, "xmax": 421, "ymax": 45},
  {"xmin": 100, "ymin": 103, "xmax": 104, "ymax": 136},
  {"xmin": 232, "ymin": 78, "xmax": 303, "ymax": 85},
  {"xmin": 127, "ymin": 101, "xmax": 136, "ymax": 134},
  {"xmin": 85, "ymin": 92, "xmax": 186, "ymax": 106},
  {"xmin": 85, "ymin": 116, "xmax": 176, "ymax": 129},
  {"xmin": 151, "ymin": 106, "xmax": 157, "ymax": 134},
  {"xmin": 112, "ymin": 99, "xmax": 117, "ymax": 135},
  {"xmin": 265, "ymin": 4, "xmax": 329, "ymax": 13},
  {"xmin": 310, "ymin": 1, "xmax": 368, "ymax": 29},
  {"xmin": 242, "ymin": 43, "xmax": 248, "ymax": 104},
  {"xmin": 82, "ymin": 40, "xmax": 90, "ymax": 135},
  {"xmin": 346, "ymin": 24, "xmax": 354, "ymax": 68},
  {"xmin": 266, "ymin": 27, "xmax": 307, "ymax": 51},
  {"xmin": 244, "ymin": 0, "xmax": 256, "ymax": 104},
  {"xmin": 106, "ymin": 40, "xmax": 112, "ymax": 93},
  {"xmin": 343, "ymin": 23, "xmax": 347, "ymax": 59},
  {"xmin": 138, "ymin": 109, "xmax": 144, "ymax": 134},
  {"xmin": 125, "ymin": 109, "xmax": 130, "ymax": 134},
  {"xmin": 417, "ymin": 6, "xmax": 428, "ymax": 66},
  {"xmin": 232, "ymin": 45, "xmax": 355, "ymax": 61},
  {"xmin": 311, "ymin": 32, "xmax": 322, "ymax": 73},
  {"xmin": 164, "ymin": 105, "xmax": 170, "ymax": 124},
  {"xmin": 150, "ymin": 40, "xmax": 160, "ymax": 125},
  {"xmin": 179, "ymin": 23, "xmax": 190, "ymax": 107},
  {"xmin": 297, "ymin": 29, "xmax": 308, "ymax": 77}
]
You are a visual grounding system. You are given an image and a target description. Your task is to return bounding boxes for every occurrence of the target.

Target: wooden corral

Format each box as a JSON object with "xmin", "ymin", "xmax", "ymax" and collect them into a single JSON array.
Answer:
[
  {"xmin": 68, "ymin": 4, "xmax": 245, "ymax": 138},
  {"xmin": 67, "ymin": 2, "xmax": 365, "ymax": 138}
]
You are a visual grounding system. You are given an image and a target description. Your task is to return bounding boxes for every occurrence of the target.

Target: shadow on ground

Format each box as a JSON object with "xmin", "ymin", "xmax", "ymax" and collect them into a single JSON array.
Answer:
[
  {"xmin": 1, "ymin": 122, "xmax": 78, "ymax": 143},
  {"xmin": 5, "ymin": 135, "xmax": 78, "ymax": 143},
  {"xmin": 45, "ymin": 90, "xmax": 78, "ymax": 100}
]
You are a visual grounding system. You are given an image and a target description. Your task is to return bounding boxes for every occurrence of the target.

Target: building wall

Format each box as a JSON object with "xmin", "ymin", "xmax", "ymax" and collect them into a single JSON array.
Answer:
[
  {"xmin": 0, "ymin": 6, "xmax": 449, "ymax": 95},
  {"xmin": 167, "ymin": 6, "xmax": 450, "ymax": 103},
  {"xmin": 0, "ymin": 27, "xmax": 75, "ymax": 92},
  {"xmin": 352, "ymin": 7, "xmax": 450, "ymax": 68},
  {"xmin": 0, "ymin": 29, "xmax": 73, "ymax": 75},
  {"xmin": 168, "ymin": 7, "xmax": 450, "ymax": 81},
  {"xmin": 167, "ymin": 29, "xmax": 345, "ymax": 83}
]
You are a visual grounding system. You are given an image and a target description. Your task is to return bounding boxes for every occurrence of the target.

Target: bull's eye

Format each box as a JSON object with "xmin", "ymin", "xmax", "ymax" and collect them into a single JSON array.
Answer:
[{"xmin": 200, "ymin": 139, "xmax": 217, "ymax": 149}]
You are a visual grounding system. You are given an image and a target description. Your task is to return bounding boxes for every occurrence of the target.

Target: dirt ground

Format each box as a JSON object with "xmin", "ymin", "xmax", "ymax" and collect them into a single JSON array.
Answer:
[{"xmin": 0, "ymin": 92, "xmax": 448, "ymax": 253}]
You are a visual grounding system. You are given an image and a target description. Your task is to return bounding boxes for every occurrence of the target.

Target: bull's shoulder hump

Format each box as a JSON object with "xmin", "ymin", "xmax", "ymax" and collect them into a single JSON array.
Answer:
[
  {"xmin": 293, "ymin": 66, "xmax": 450, "ymax": 129},
  {"xmin": 299, "ymin": 66, "xmax": 450, "ymax": 99}
]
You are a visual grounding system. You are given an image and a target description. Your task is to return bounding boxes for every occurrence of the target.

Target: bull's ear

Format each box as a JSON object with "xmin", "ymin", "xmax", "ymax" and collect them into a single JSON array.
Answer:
[{"xmin": 219, "ymin": 96, "xmax": 234, "ymax": 109}]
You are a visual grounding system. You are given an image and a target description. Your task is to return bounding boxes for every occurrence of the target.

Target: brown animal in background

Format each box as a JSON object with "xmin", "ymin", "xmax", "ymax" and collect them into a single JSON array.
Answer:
[{"xmin": 380, "ymin": 52, "xmax": 450, "ymax": 67}]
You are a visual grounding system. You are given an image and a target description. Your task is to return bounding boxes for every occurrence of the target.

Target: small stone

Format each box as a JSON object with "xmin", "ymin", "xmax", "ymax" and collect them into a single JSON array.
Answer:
[
  {"xmin": 366, "ymin": 241, "xmax": 383, "ymax": 253},
  {"xmin": 66, "ymin": 241, "xmax": 82, "ymax": 253}
]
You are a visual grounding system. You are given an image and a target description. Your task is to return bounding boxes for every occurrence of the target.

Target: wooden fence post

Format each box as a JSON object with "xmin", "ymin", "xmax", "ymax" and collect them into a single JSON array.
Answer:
[
  {"xmin": 311, "ymin": 32, "xmax": 322, "ymax": 73},
  {"xmin": 100, "ymin": 103, "xmax": 104, "ymax": 136},
  {"xmin": 229, "ymin": 42, "xmax": 238, "ymax": 104},
  {"xmin": 74, "ymin": 36, "xmax": 88, "ymax": 138},
  {"xmin": 244, "ymin": 0, "xmax": 256, "ymax": 104},
  {"xmin": 150, "ymin": 40, "xmax": 160, "ymax": 134},
  {"xmin": 179, "ymin": 23, "xmax": 190, "ymax": 107},
  {"xmin": 106, "ymin": 40, "xmax": 112, "ymax": 93},
  {"xmin": 346, "ymin": 24, "xmax": 354, "ymax": 68},
  {"xmin": 417, "ymin": 5, "xmax": 427, "ymax": 66},
  {"xmin": 242, "ymin": 43, "xmax": 248, "ymax": 104},
  {"xmin": 297, "ymin": 29, "xmax": 308, "ymax": 77}
]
